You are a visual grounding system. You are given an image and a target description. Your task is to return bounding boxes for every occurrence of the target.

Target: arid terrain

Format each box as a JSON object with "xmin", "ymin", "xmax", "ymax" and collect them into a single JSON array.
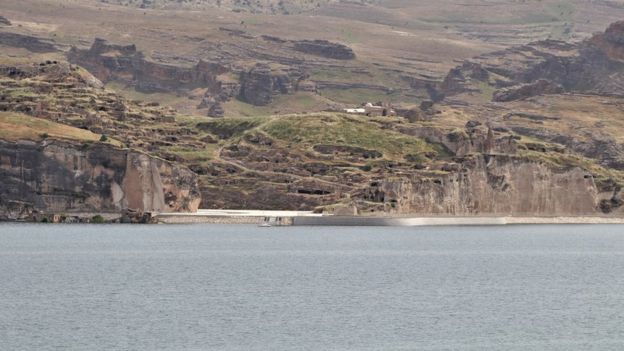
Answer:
[{"xmin": 1, "ymin": 0, "xmax": 624, "ymax": 220}]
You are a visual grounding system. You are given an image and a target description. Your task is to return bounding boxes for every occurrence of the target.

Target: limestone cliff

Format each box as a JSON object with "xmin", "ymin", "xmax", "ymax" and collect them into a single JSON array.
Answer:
[
  {"xmin": 0, "ymin": 139, "xmax": 201, "ymax": 221},
  {"xmin": 359, "ymin": 155, "xmax": 621, "ymax": 216},
  {"xmin": 194, "ymin": 113, "xmax": 623, "ymax": 216}
]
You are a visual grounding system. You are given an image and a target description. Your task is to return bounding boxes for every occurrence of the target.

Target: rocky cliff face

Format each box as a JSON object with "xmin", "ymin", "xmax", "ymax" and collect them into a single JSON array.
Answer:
[
  {"xmin": 292, "ymin": 40, "xmax": 356, "ymax": 60},
  {"xmin": 68, "ymin": 39, "xmax": 227, "ymax": 93},
  {"xmin": 193, "ymin": 113, "xmax": 624, "ymax": 216},
  {"xmin": 238, "ymin": 64, "xmax": 304, "ymax": 105},
  {"xmin": 0, "ymin": 32, "xmax": 57, "ymax": 53},
  {"xmin": 493, "ymin": 79, "xmax": 563, "ymax": 102},
  {"xmin": 440, "ymin": 62, "xmax": 490, "ymax": 95},
  {"xmin": 68, "ymin": 39, "xmax": 313, "ymax": 110},
  {"xmin": 440, "ymin": 22, "xmax": 624, "ymax": 100},
  {"xmin": 398, "ymin": 122, "xmax": 517, "ymax": 158},
  {"xmin": 0, "ymin": 139, "xmax": 201, "ymax": 220},
  {"xmin": 360, "ymin": 155, "xmax": 620, "ymax": 216}
]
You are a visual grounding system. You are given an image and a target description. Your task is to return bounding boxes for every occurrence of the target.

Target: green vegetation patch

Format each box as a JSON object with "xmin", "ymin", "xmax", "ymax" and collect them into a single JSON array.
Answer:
[
  {"xmin": 164, "ymin": 144, "xmax": 221, "ymax": 164},
  {"xmin": 90, "ymin": 215, "xmax": 106, "ymax": 224},
  {"xmin": 196, "ymin": 117, "xmax": 266, "ymax": 139},
  {"xmin": 262, "ymin": 113, "xmax": 436, "ymax": 159},
  {"xmin": 223, "ymin": 99, "xmax": 276, "ymax": 117},
  {"xmin": 475, "ymin": 81, "xmax": 496, "ymax": 102}
]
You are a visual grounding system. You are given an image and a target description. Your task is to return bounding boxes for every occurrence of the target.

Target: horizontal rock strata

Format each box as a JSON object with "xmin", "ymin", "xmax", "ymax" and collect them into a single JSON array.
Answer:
[{"xmin": 0, "ymin": 139, "xmax": 200, "ymax": 220}]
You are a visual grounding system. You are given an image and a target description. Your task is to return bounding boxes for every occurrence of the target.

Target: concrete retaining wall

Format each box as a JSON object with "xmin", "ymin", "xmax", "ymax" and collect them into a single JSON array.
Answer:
[{"xmin": 293, "ymin": 217, "xmax": 507, "ymax": 226}]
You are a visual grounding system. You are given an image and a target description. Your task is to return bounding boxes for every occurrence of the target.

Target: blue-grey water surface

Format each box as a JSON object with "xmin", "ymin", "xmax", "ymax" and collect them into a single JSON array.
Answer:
[{"xmin": 1, "ymin": 224, "xmax": 623, "ymax": 350}]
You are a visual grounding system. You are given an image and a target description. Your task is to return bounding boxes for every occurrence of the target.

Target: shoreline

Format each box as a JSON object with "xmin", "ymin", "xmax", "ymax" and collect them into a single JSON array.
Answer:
[
  {"xmin": 155, "ymin": 210, "xmax": 624, "ymax": 226},
  {"xmin": 4, "ymin": 210, "xmax": 624, "ymax": 226}
]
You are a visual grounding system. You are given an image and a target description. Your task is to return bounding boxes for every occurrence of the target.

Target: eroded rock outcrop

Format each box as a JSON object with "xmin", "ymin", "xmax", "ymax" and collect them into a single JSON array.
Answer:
[
  {"xmin": 440, "ymin": 21, "xmax": 624, "ymax": 99},
  {"xmin": 493, "ymin": 79, "xmax": 563, "ymax": 102},
  {"xmin": 313, "ymin": 145, "xmax": 383, "ymax": 159},
  {"xmin": 440, "ymin": 62, "xmax": 489, "ymax": 95},
  {"xmin": 68, "ymin": 38, "xmax": 227, "ymax": 93},
  {"xmin": 398, "ymin": 123, "xmax": 518, "ymax": 157},
  {"xmin": 0, "ymin": 32, "xmax": 57, "ymax": 53},
  {"xmin": 201, "ymin": 120, "xmax": 620, "ymax": 216},
  {"xmin": 197, "ymin": 78, "xmax": 240, "ymax": 116},
  {"xmin": 509, "ymin": 125, "xmax": 624, "ymax": 170},
  {"xmin": 292, "ymin": 40, "xmax": 356, "ymax": 60},
  {"xmin": 0, "ymin": 61, "xmax": 201, "ymax": 154},
  {"xmin": 68, "ymin": 39, "xmax": 313, "ymax": 110},
  {"xmin": 359, "ymin": 155, "xmax": 618, "ymax": 216},
  {"xmin": 0, "ymin": 16, "xmax": 11, "ymax": 26},
  {"xmin": 238, "ymin": 64, "xmax": 304, "ymax": 105},
  {"xmin": 0, "ymin": 139, "xmax": 200, "ymax": 220}
]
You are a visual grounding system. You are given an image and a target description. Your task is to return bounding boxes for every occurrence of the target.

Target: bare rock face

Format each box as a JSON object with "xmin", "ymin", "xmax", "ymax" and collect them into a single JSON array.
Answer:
[
  {"xmin": 441, "ymin": 21, "xmax": 624, "ymax": 99},
  {"xmin": 395, "ymin": 107, "xmax": 426, "ymax": 122},
  {"xmin": 68, "ymin": 39, "xmax": 227, "ymax": 93},
  {"xmin": 0, "ymin": 139, "xmax": 200, "ymax": 220},
  {"xmin": 292, "ymin": 40, "xmax": 355, "ymax": 60},
  {"xmin": 440, "ymin": 62, "xmax": 489, "ymax": 95},
  {"xmin": 361, "ymin": 155, "xmax": 616, "ymax": 216},
  {"xmin": 204, "ymin": 123, "xmax": 616, "ymax": 216},
  {"xmin": 604, "ymin": 21, "xmax": 624, "ymax": 46},
  {"xmin": 67, "ymin": 39, "xmax": 137, "ymax": 83},
  {"xmin": 0, "ymin": 32, "xmax": 56, "ymax": 53},
  {"xmin": 238, "ymin": 64, "xmax": 303, "ymax": 106},
  {"xmin": 207, "ymin": 102, "xmax": 225, "ymax": 117},
  {"xmin": 197, "ymin": 79, "xmax": 241, "ymax": 115},
  {"xmin": 510, "ymin": 125, "xmax": 624, "ymax": 171},
  {"xmin": 493, "ymin": 79, "xmax": 563, "ymax": 102},
  {"xmin": 398, "ymin": 123, "xmax": 518, "ymax": 157},
  {"xmin": 0, "ymin": 16, "xmax": 11, "ymax": 26},
  {"xmin": 313, "ymin": 145, "xmax": 382, "ymax": 159}
]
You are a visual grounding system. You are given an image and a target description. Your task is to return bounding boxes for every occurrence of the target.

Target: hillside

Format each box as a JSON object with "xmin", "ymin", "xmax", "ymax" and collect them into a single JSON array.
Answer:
[
  {"xmin": 1, "ymin": 1, "xmax": 624, "ymax": 219},
  {"xmin": 3, "ymin": 0, "xmax": 624, "ymax": 118},
  {"xmin": 1, "ymin": 54, "xmax": 622, "ymax": 217},
  {"xmin": 98, "ymin": 0, "xmax": 341, "ymax": 14}
]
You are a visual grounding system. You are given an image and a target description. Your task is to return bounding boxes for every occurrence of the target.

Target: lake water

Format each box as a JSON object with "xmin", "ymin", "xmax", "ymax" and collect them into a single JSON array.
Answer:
[{"xmin": 0, "ymin": 224, "xmax": 623, "ymax": 350}]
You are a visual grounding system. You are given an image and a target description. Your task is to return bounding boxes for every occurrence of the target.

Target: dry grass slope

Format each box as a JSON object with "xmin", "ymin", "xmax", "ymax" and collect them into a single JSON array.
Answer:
[{"xmin": 0, "ymin": 112, "xmax": 121, "ymax": 146}]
